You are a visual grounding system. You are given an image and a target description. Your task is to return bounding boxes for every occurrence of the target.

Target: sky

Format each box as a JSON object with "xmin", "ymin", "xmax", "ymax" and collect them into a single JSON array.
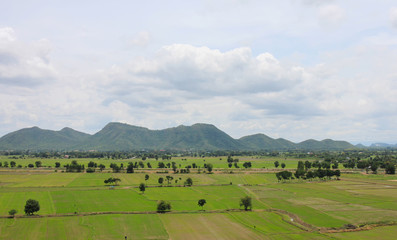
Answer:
[{"xmin": 0, "ymin": 0, "xmax": 397, "ymax": 145}]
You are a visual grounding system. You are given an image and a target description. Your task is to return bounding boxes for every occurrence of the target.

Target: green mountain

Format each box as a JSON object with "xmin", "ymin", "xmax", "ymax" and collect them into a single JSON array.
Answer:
[
  {"xmin": 296, "ymin": 139, "xmax": 354, "ymax": 150},
  {"xmin": 238, "ymin": 134, "xmax": 295, "ymax": 150},
  {"xmin": 81, "ymin": 122, "xmax": 242, "ymax": 151},
  {"xmin": 0, "ymin": 122, "xmax": 355, "ymax": 151},
  {"xmin": 0, "ymin": 126, "xmax": 90, "ymax": 151}
]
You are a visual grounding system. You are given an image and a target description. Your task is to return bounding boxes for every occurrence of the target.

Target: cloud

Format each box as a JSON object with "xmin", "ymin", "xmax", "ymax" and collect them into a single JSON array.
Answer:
[
  {"xmin": 390, "ymin": 7, "xmax": 397, "ymax": 29},
  {"xmin": 0, "ymin": 27, "xmax": 56, "ymax": 87},
  {"xmin": 317, "ymin": 4, "xmax": 345, "ymax": 28},
  {"xmin": 102, "ymin": 44, "xmax": 304, "ymax": 100}
]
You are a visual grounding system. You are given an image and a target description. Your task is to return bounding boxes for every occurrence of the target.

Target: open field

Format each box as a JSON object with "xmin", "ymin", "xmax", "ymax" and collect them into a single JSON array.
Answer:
[{"xmin": 0, "ymin": 156, "xmax": 397, "ymax": 239}]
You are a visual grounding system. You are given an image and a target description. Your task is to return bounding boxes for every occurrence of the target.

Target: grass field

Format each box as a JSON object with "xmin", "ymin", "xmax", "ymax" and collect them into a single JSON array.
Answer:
[{"xmin": 0, "ymin": 156, "xmax": 396, "ymax": 239}]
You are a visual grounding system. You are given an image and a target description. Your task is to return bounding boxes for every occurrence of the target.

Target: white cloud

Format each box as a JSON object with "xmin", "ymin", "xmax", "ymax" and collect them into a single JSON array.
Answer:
[
  {"xmin": 128, "ymin": 31, "xmax": 151, "ymax": 47},
  {"xmin": 390, "ymin": 7, "xmax": 397, "ymax": 29},
  {"xmin": 317, "ymin": 4, "xmax": 345, "ymax": 28},
  {"xmin": 0, "ymin": 27, "xmax": 56, "ymax": 87}
]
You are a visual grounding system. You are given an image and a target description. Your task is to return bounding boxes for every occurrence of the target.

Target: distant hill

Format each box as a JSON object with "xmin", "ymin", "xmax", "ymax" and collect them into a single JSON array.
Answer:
[
  {"xmin": 0, "ymin": 126, "xmax": 90, "ymax": 151},
  {"xmin": 0, "ymin": 122, "xmax": 355, "ymax": 151},
  {"xmin": 238, "ymin": 134, "xmax": 295, "ymax": 150},
  {"xmin": 296, "ymin": 139, "xmax": 355, "ymax": 151},
  {"xmin": 370, "ymin": 143, "xmax": 397, "ymax": 148}
]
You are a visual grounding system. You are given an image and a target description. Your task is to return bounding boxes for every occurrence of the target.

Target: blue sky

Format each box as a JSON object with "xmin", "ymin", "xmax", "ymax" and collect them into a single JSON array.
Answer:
[{"xmin": 1, "ymin": 0, "xmax": 397, "ymax": 145}]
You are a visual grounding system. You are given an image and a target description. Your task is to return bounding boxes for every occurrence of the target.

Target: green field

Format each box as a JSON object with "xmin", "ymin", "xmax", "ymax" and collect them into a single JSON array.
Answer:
[{"xmin": 0, "ymin": 156, "xmax": 396, "ymax": 239}]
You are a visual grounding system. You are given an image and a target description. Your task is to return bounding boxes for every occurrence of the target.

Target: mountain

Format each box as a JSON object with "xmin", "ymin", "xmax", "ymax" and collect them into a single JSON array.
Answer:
[
  {"xmin": 0, "ymin": 126, "xmax": 90, "ymax": 150},
  {"xmin": 238, "ymin": 134, "xmax": 295, "ymax": 150},
  {"xmin": 370, "ymin": 143, "xmax": 397, "ymax": 148},
  {"xmin": 296, "ymin": 139, "xmax": 354, "ymax": 150},
  {"xmin": 0, "ymin": 122, "xmax": 356, "ymax": 151},
  {"xmin": 81, "ymin": 122, "xmax": 242, "ymax": 151}
]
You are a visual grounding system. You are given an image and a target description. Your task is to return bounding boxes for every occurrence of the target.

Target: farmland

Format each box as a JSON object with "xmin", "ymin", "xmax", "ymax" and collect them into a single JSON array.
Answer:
[{"xmin": 0, "ymin": 155, "xmax": 397, "ymax": 239}]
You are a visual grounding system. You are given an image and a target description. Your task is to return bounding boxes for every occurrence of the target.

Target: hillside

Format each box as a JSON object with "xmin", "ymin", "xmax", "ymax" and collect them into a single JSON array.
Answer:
[
  {"xmin": 0, "ymin": 126, "xmax": 91, "ymax": 150},
  {"xmin": 0, "ymin": 122, "xmax": 355, "ymax": 151}
]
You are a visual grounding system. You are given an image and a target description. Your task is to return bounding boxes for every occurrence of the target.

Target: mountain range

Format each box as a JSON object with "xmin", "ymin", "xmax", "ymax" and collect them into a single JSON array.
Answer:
[{"xmin": 0, "ymin": 122, "xmax": 356, "ymax": 151}]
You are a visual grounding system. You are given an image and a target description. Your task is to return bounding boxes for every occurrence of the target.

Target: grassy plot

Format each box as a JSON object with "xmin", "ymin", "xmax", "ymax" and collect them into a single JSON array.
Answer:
[
  {"xmin": 142, "ymin": 185, "xmax": 268, "ymax": 211},
  {"xmin": 0, "ymin": 214, "xmax": 168, "ymax": 240},
  {"xmin": 0, "ymin": 191, "xmax": 55, "ymax": 215},
  {"xmin": 51, "ymin": 189, "xmax": 154, "ymax": 213},
  {"xmin": 160, "ymin": 213, "xmax": 266, "ymax": 240},
  {"xmin": 326, "ymin": 225, "xmax": 397, "ymax": 240},
  {"xmin": 228, "ymin": 212, "xmax": 331, "ymax": 240}
]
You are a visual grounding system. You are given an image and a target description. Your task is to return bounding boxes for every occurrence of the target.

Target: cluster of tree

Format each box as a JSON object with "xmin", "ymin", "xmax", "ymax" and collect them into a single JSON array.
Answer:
[
  {"xmin": 228, "ymin": 162, "xmax": 240, "ymax": 168},
  {"xmin": 65, "ymin": 160, "xmax": 84, "ymax": 172},
  {"xmin": 104, "ymin": 177, "xmax": 121, "ymax": 185},
  {"xmin": 273, "ymin": 161, "xmax": 286, "ymax": 169},
  {"xmin": 157, "ymin": 200, "xmax": 171, "ymax": 213},
  {"xmin": 276, "ymin": 168, "xmax": 341, "ymax": 182},
  {"xmin": 352, "ymin": 157, "xmax": 396, "ymax": 174},
  {"xmin": 242, "ymin": 162, "xmax": 252, "ymax": 168}
]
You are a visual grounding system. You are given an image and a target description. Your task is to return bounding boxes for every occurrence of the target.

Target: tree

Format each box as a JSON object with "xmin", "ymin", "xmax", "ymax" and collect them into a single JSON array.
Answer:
[
  {"xmin": 243, "ymin": 162, "xmax": 252, "ymax": 168},
  {"xmin": 98, "ymin": 164, "xmax": 106, "ymax": 171},
  {"xmin": 55, "ymin": 162, "xmax": 61, "ymax": 168},
  {"xmin": 24, "ymin": 199, "xmax": 40, "ymax": 215},
  {"xmin": 185, "ymin": 177, "xmax": 193, "ymax": 186},
  {"xmin": 139, "ymin": 183, "xmax": 146, "ymax": 194},
  {"xmin": 385, "ymin": 164, "xmax": 396, "ymax": 174},
  {"xmin": 127, "ymin": 162, "xmax": 134, "ymax": 173},
  {"xmin": 88, "ymin": 161, "xmax": 96, "ymax": 168},
  {"xmin": 274, "ymin": 161, "xmax": 279, "ymax": 168},
  {"xmin": 35, "ymin": 161, "xmax": 42, "ymax": 168},
  {"xmin": 206, "ymin": 163, "xmax": 213, "ymax": 173},
  {"xmin": 8, "ymin": 209, "xmax": 17, "ymax": 217},
  {"xmin": 145, "ymin": 174, "xmax": 149, "ymax": 182},
  {"xmin": 198, "ymin": 199, "xmax": 206, "ymax": 210},
  {"xmin": 158, "ymin": 177, "xmax": 164, "ymax": 185},
  {"xmin": 240, "ymin": 196, "xmax": 252, "ymax": 211},
  {"xmin": 104, "ymin": 177, "xmax": 121, "ymax": 186},
  {"xmin": 166, "ymin": 175, "xmax": 173, "ymax": 184},
  {"xmin": 370, "ymin": 163, "xmax": 378, "ymax": 174},
  {"xmin": 304, "ymin": 160, "xmax": 312, "ymax": 170},
  {"xmin": 281, "ymin": 163, "xmax": 286, "ymax": 169},
  {"xmin": 157, "ymin": 200, "xmax": 171, "ymax": 213},
  {"xmin": 10, "ymin": 161, "xmax": 16, "ymax": 168}
]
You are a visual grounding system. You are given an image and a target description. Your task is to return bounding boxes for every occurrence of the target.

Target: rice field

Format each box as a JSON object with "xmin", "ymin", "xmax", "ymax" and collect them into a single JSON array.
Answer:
[{"xmin": 0, "ymin": 157, "xmax": 396, "ymax": 239}]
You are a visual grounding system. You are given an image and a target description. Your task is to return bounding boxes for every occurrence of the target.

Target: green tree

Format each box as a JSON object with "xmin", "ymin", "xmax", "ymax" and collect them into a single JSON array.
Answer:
[
  {"xmin": 274, "ymin": 161, "xmax": 279, "ymax": 168},
  {"xmin": 35, "ymin": 161, "xmax": 42, "ymax": 168},
  {"xmin": 385, "ymin": 164, "xmax": 396, "ymax": 174},
  {"xmin": 243, "ymin": 162, "xmax": 252, "ymax": 168},
  {"xmin": 166, "ymin": 175, "xmax": 174, "ymax": 184},
  {"xmin": 145, "ymin": 174, "xmax": 149, "ymax": 182},
  {"xmin": 24, "ymin": 199, "xmax": 40, "ymax": 215},
  {"xmin": 139, "ymin": 183, "xmax": 146, "ymax": 194},
  {"xmin": 185, "ymin": 177, "xmax": 193, "ymax": 186},
  {"xmin": 198, "ymin": 199, "xmax": 206, "ymax": 210},
  {"xmin": 371, "ymin": 163, "xmax": 378, "ymax": 174},
  {"xmin": 127, "ymin": 162, "xmax": 134, "ymax": 173},
  {"xmin": 158, "ymin": 177, "xmax": 164, "ymax": 185},
  {"xmin": 206, "ymin": 163, "xmax": 213, "ymax": 173},
  {"xmin": 304, "ymin": 160, "xmax": 312, "ymax": 170},
  {"xmin": 10, "ymin": 161, "xmax": 16, "ymax": 168},
  {"xmin": 157, "ymin": 200, "xmax": 171, "ymax": 213},
  {"xmin": 55, "ymin": 162, "xmax": 61, "ymax": 168},
  {"xmin": 240, "ymin": 196, "xmax": 252, "ymax": 211},
  {"xmin": 98, "ymin": 164, "xmax": 106, "ymax": 171},
  {"xmin": 8, "ymin": 209, "xmax": 17, "ymax": 217},
  {"xmin": 281, "ymin": 163, "xmax": 286, "ymax": 169}
]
